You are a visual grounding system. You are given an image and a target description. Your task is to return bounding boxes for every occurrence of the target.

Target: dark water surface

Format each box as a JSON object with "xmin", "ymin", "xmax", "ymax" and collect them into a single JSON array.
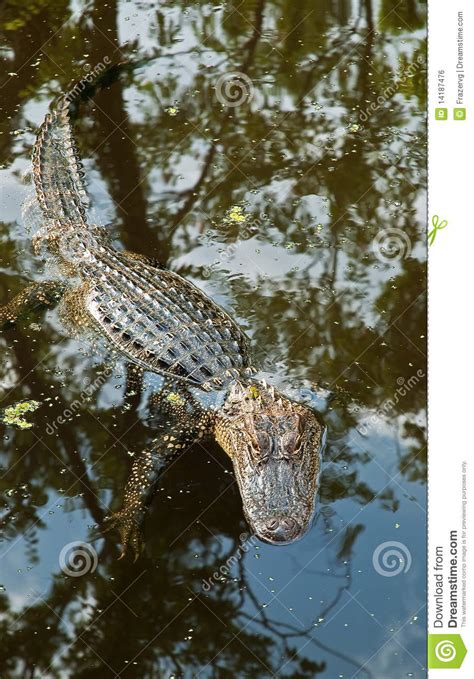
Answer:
[{"xmin": 0, "ymin": 1, "xmax": 426, "ymax": 677}]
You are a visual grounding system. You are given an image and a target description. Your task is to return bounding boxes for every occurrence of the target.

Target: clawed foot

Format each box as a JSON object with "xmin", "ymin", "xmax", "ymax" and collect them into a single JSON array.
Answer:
[{"xmin": 102, "ymin": 508, "xmax": 145, "ymax": 561}]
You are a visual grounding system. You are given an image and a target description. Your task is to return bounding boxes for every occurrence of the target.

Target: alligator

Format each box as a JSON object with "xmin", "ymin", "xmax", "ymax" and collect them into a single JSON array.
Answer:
[{"xmin": 0, "ymin": 71, "xmax": 324, "ymax": 557}]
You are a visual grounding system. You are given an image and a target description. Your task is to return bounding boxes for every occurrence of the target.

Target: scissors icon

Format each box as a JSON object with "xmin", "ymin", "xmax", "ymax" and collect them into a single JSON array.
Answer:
[{"xmin": 428, "ymin": 215, "xmax": 447, "ymax": 246}]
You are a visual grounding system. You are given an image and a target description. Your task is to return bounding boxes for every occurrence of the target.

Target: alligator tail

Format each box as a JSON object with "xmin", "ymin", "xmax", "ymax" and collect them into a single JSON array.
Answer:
[{"xmin": 32, "ymin": 93, "xmax": 91, "ymax": 229}]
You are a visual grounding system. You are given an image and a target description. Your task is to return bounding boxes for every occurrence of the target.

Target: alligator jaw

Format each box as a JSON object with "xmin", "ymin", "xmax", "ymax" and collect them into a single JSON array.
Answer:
[
  {"xmin": 233, "ymin": 458, "xmax": 313, "ymax": 545},
  {"xmin": 214, "ymin": 381, "xmax": 323, "ymax": 544}
]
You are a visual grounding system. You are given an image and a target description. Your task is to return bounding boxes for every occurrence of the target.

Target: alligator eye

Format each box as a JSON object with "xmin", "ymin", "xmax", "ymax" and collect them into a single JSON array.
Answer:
[
  {"xmin": 247, "ymin": 431, "xmax": 272, "ymax": 466},
  {"xmin": 246, "ymin": 443, "xmax": 261, "ymax": 466},
  {"xmin": 281, "ymin": 430, "xmax": 302, "ymax": 457},
  {"xmin": 256, "ymin": 431, "xmax": 272, "ymax": 455}
]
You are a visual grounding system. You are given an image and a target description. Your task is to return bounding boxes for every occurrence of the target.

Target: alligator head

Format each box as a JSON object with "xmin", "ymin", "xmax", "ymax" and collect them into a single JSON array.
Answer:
[{"xmin": 215, "ymin": 381, "xmax": 323, "ymax": 545}]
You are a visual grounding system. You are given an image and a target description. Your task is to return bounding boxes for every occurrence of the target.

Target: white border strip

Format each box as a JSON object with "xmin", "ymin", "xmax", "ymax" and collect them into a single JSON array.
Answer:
[{"xmin": 428, "ymin": 0, "xmax": 472, "ymax": 674}]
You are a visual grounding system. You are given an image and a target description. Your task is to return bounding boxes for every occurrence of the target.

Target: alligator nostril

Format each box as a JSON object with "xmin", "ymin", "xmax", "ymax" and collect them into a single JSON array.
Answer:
[
  {"xmin": 267, "ymin": 518, "xmax": 280, "ymax": 531},
  {"xmin": 281, "ymin": 517, "xmax": 296, "ymax": 531},
  {"xmin": 265, "ymin": 516, "xmax": 298, "ymax": 537}
]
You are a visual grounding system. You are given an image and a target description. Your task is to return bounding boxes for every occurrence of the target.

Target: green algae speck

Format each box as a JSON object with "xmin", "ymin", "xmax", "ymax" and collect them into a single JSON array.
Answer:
[
  {"xmin": 224, "ymin": 205, "xmax": 247, "ymax": 224},
  {"xmin": 1, "ymin": 400, "xmax": 41, "ymax": 429},
  {"xmin": 166, "ymin": 392, "xmax": 185, "ymax": 406}
]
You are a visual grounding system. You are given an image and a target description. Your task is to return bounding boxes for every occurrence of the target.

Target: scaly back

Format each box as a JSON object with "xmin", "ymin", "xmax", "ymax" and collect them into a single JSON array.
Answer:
[{"xmin": 31, "ymin": 71, "xmax": 252, "ymax": 390}]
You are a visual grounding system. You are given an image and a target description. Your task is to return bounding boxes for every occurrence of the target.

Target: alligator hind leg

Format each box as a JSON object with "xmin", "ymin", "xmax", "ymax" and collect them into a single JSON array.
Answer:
[
  {"xmin": 0, "ymin": 280, "xmax": 66, "ymax": 330},
  {"xmin": 103, "ymin": 426, "xmax": 199, "ymax": 559},
  {"xmin": 103, "ymin": 444, "xmax": 178, "ymax": 559},
  {"xmin": 103, "ymin": 386, "xmax": 212, "ymax": 559}
]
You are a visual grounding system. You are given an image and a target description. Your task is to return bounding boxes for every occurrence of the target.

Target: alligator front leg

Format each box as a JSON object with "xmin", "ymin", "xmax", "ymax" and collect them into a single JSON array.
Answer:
[
  {"xmin": 104, "ymin": 437, "xmax": 191, "ymax": 560},
  {"xmin": 0, "ymin": 280, "xmax": 66, "ymax": 330}
]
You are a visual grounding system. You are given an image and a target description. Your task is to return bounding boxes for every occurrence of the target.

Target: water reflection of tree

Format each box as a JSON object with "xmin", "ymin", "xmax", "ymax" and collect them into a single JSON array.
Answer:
[
  {"xmin": 1, "ymin": 505, "xmax": 369, "ymax": 677},
  {"xmin": 1, "ymin": 0, "xmax": 426, "ymax": 675}
]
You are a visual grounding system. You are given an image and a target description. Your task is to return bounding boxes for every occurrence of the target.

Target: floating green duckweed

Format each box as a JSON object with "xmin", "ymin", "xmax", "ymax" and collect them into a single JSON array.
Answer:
[
  {"xmin": 247, "ymin": 386, "xmax": 260, "ymax": 399},
  {"xmin": 1, "ymin": 400, "xmax": 41, "ymax": 429},
  {"xmin": 224, "ymin": 205, "xmax": 247, "ymax": 224},
  {"xmin": 166, "ymin": 392, "xmax": 185, "ymax": 406}
]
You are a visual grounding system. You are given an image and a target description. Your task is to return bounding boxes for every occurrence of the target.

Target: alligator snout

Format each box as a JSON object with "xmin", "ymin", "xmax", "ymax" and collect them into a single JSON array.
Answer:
[
  {"xmin": 262, "ymin": 515, "xmax": 301, "ymax": 544},
  {"xmin": 215, "ymin": 380, "xmax": 324, "ymax": 548}
]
